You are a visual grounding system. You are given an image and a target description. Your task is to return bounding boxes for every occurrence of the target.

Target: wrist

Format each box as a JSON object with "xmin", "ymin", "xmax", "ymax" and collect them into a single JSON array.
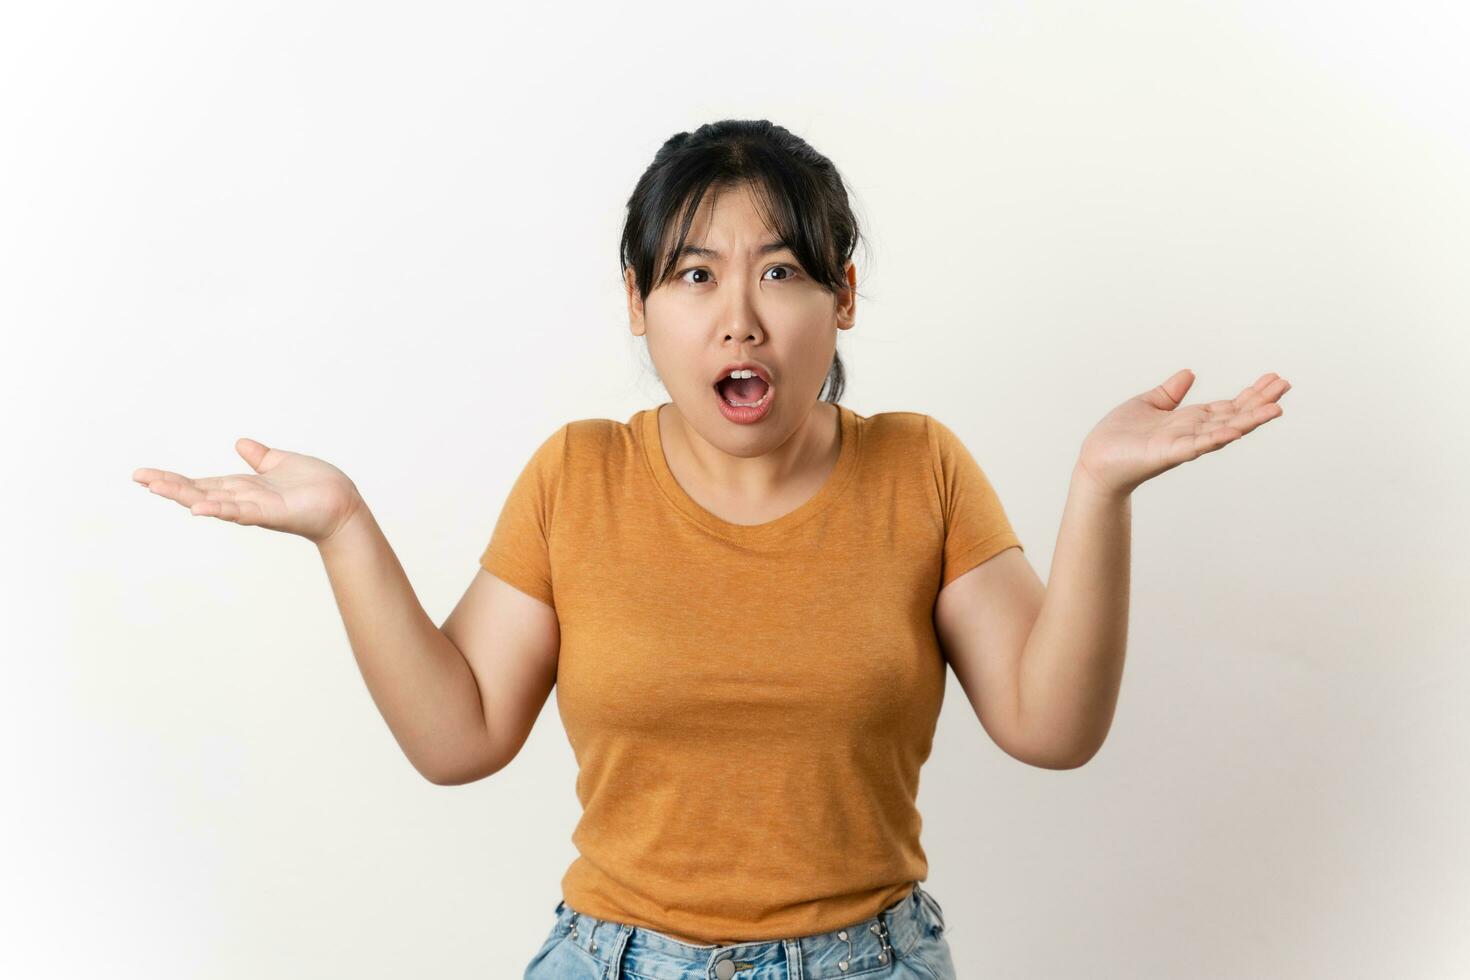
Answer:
[
  {"xmin": 316, "ymin": 493, "xmax": 373, "ymax": 555},
  {"xmin": 1071, "ymin": 459, "xmax": 1131, "ymax": 504}
]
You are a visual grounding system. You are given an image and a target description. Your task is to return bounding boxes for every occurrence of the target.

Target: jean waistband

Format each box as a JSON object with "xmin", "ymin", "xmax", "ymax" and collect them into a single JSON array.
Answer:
[{"xmin": 546, "ymin": 881, "xmax": 946, "ymax": 979}]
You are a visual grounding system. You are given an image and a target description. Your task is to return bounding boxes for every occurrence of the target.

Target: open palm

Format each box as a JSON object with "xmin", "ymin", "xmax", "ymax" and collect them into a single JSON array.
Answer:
[
  {"xmin": 132, "ymin": 437, "xmax": 362, "ymax": 544},
  {"xmin": 1077, "ymin": 369, "xmax": 1291, "ymax": 496}
]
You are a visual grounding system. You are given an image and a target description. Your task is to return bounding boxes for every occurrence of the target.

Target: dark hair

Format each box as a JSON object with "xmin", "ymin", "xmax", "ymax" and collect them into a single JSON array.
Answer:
[{"xmin": 619, "ymin": 119, "xmax": 868, "ymax": 404}]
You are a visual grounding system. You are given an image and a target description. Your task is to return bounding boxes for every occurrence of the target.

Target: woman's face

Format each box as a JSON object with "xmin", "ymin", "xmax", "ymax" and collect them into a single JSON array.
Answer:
[{"xmin": 626, "ymin": 181, "xmax": 856, "ymax": 457}]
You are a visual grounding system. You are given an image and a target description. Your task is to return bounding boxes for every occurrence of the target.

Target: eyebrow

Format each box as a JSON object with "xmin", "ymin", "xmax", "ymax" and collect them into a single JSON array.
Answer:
[{"xmin": 674, "ymin": 239, "xmax": 793, "ymax": 260}]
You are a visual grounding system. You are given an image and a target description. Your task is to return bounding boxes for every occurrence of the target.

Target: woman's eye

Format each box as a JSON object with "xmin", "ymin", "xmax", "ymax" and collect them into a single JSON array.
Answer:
[{"xmin": 677, "ymin": 265, "xmax": 797, "ymax": 285}]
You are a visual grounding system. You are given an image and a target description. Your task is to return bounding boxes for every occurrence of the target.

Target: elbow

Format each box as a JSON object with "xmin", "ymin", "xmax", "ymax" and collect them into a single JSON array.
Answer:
[
  {"xmin": 1013, "ymin": 750, "xmax": 1087, "ymax": 771},
  {"xmin": 1004, "ymin": 733, "xmax": 1102, "ymax": 770},
  {"xmin": 1035, "ymin": 741, "xmax": 1102, "ymax": 770},
  {"xmin": 420, "ymin": 751, "xmax": 506, "ymax": 787},
  {"xmin": 424, "ymin": 758, "xmax": 504, "ymax": 786},
  {"xmin": 424, "ymin": 768, "xmax": 467, "ymax": 787},
  {"xmin": 1006, "ymin": 705, "xmax": 1107, "ymax": 770},
  {"xmin": 419, "ymin": 730, "xmax": 515, "ymax": 786},
  {"xmin": 419, "ymin": 760, "xmax": 460, "ymax": 786},
  {"xmin": 424, "ymin": 768, "xmax": 483, "ymax": 787}
]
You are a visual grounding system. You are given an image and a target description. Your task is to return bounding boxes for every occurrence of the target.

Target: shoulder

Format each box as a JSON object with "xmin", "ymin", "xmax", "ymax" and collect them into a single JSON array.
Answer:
[
  {"xmin": 561, "ymin": 415, "xmax": 638, "ymax": 456},
  {"xmin": 545, "ymin": 416, "xmax": 648, "ymax": 486},
  {"xmin": 849, "ymin": 408, "xmax": 932, "ymax": 458}
]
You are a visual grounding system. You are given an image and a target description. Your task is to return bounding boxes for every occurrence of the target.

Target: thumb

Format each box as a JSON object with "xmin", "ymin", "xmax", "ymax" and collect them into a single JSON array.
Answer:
[
  {"xmin": 1141, "ymin": 368, "xmax": 1194, "ymax": 410},
  {"xmin": 235, "ymin": 437, "xmax": 272, "ymax": 473}
]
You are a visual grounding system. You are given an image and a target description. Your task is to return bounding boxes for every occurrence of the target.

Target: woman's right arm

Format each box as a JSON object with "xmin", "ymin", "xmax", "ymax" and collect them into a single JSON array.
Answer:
[
  {"xmin": 135, "ymin": 437, "xmax": 558, "ymax": 786},
  {"xmin": 319, "ymin": 506, "xmax": 560, "ymax": 785},
  {"xmin": 318, "ymin": 505, "xmax": 529, "ymax": 786}
]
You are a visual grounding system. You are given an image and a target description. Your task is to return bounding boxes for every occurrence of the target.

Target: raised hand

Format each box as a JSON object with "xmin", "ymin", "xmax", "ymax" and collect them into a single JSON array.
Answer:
[
  {"xmin": 132, "ymin": 437, "xmax": 364, "ymax": 545},
  {"xmin": 1076, "ymin": 369, "xmax": 1291, "ymax": 497}
]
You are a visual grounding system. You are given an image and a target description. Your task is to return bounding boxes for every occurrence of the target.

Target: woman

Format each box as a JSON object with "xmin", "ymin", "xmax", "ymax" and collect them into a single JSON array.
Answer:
[{"xmin": 133, "ymin": 119, "xmax": 1290, "ymax": 978}]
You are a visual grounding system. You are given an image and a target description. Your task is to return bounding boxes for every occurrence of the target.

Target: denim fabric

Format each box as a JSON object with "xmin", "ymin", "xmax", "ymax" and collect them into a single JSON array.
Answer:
[{"xmin": 523, "ymin": 881, "xmax": 957, "ymax": 979}]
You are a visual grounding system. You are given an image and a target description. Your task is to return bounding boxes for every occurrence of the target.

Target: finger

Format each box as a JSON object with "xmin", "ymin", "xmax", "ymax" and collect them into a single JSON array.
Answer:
[
  {"xmin": 188, "ymin": 496, "xmax": 241, "ymax": 523},
  {"xmin": 193, "ymin": 485, "xmax": 276, "ymax": 516},
  {"xmin": 191, "ymin": 496, "xmax": 263, "ymax": 526},
  {"xmin": 1185, "ymin": 425, "xmax": 1243, "ymax": 458},
  {"xmin": 1197, "ymin": 398, "xmax": 1241, "ymax": 416},
  {"xmin": 1246, "ymin": 401, "xmax": 1286, "ymax": 425},
  {"xmin": 148, "ymin": 476, "xmax": 215, "ymax": 509},
  {"xmin": 136, "ymin": 461, "xmax": 259, "ymax": 493},
  {"xmin": 139, "ymin": 474, "xmax": 189, "ymax": 505},
  {"xmin": 1199, "ymin": 402, "xmax": 1285, "ymax": 445},
  {"xmin": 1239, "ymin": 380, "xmax": 1289, "ymax": 418},
  {"xmin": 235, "ymin": 437, "xmax": 274, "ymax": 473},
  {"xmin": 1234, "ymin": 374, "xmax": 1289, "ymax": 409},
  {"xmin": 193, "ymin": 486, "xmax": 241, "ymax": 506},
  {"xmin": 1199, "ymin": 377, "xmax": 1289, "ymax": 422},
  {"xmin": 142, "ymin": 470, "xmax": 256, "ymax": 506},
  {"xmin": 1218, "ymin": 377, "xmax": 1270, "ymax": 410},
  {"xmin": 189, "ymin": 493, "xmax": 244, "ymax": 525},
  {"xmin": 193, "ymin": 475, "xmax": 258, "ymax": 492},
  {"xmin": 1142, "ymin": 368, "xmax": 1195, "ymax": 410},
  {"xmin": 135, "ymin": 468, "xmax": 194, "ymax": 488}
]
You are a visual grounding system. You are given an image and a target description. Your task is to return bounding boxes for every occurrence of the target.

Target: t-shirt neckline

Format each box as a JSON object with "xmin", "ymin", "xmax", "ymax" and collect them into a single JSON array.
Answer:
[{"xmin": 639, "ymin": 400, "xmax": 862, "ymax": 542}]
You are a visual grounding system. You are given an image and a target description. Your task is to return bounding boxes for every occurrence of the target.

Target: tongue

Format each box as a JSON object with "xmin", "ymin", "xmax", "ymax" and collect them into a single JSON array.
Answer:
[{"xmin": 720, "ymin": 376, "xmax": 768, "ymax": 402}]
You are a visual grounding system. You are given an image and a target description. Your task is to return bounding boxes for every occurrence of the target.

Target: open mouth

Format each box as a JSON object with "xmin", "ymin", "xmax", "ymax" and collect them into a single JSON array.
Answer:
[{"xmin": 714, "ymin": 374, "xmax": 773, "ymax": 408}]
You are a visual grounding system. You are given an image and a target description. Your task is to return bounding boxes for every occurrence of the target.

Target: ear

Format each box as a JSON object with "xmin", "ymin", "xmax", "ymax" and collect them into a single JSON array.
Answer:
[
  {"xmin": 835, "ymin": 261, "xmax": 857, "ymax": 331},
  {"xmin": 625, "ymin": 267, "xmax": 647, "ymax": 337}
]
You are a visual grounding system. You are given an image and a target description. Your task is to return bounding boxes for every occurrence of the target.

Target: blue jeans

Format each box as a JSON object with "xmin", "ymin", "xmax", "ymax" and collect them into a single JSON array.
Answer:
[{"xmin": 523, "ymin": 881, "xmax": 957, "ymax": 979}]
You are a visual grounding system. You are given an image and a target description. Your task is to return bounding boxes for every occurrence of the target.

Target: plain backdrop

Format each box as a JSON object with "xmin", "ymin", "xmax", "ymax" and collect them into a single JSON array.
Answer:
[{"xmin": 4, "ymin": 1, "xmax": 1467, "ymax": 977}]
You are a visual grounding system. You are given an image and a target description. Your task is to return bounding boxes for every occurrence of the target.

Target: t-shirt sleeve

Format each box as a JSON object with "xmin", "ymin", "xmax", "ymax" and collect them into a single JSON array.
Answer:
[
  {"xmin": 478, "ymin": 423, "xmax": 570, "ymax": 608},
  {"xmin": 927, "ymin": 415, "xmax": 1023, "ymax": 589}
]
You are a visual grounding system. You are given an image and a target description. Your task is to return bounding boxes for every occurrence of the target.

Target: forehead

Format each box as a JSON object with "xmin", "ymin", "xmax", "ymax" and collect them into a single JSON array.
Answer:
[{"xmin": 663, "ymin": 182, "xmax": 781, "ymax": 251}]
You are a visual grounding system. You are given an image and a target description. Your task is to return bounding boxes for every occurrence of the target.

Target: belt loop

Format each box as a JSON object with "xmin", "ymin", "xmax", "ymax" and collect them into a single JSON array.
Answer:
[
  {"xmin": 604, "ymin": 922, "xmax": 633, "ymax": 980},
  {"xmin": 783, "ymin": 937, "xmax": 803, "ymax": 980}
]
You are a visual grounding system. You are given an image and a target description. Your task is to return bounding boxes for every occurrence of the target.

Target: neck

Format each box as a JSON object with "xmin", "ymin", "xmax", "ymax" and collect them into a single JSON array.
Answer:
[{"xmin": 662, "ymin": 400, "xmax": 840, "ymax": 498}]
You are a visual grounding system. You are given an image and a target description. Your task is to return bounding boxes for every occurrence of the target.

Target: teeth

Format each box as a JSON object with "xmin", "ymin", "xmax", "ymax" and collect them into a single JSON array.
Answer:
[
  {"xmin": 724, "ymin": 385, "xmax": 773, "ymax": 409},
  {"xmin": 717, "ymin": 367, "xmax": 771, "ymax": 409}
]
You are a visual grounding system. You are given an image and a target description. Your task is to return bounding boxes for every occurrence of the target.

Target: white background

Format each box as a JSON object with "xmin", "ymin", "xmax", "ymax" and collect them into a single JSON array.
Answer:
[{"xmin": 5, "ymin": 1, "xmax": 1468, "ymax": 977}]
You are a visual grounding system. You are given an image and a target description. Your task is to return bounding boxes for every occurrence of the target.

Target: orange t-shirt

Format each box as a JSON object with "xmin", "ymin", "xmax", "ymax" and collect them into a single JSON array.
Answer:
[{"xmin": 479, "ymin": 402, "xmax": 1022, "ymax": 944}]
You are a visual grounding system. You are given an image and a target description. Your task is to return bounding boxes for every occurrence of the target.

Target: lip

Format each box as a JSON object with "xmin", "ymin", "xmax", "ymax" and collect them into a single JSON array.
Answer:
[
  {"xmin": 714, "ymin": 375, "xmax": 776, "ymax": 423},
  {"xmin": 712, "ymin": 360, "xmax": 773, "ymax": 388}
]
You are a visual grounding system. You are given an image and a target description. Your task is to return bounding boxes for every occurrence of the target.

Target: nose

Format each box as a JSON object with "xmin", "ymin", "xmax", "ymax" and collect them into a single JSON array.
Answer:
[{"xmin": 721, "ymin": 278, "xmax": 764, "ymax": 346}]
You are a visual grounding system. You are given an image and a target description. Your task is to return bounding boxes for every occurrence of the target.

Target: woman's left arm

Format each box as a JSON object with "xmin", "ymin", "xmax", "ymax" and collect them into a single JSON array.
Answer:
[{"xmin": 1019, "ymin": 368, "xmax": 1292, "ymax": 767}]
